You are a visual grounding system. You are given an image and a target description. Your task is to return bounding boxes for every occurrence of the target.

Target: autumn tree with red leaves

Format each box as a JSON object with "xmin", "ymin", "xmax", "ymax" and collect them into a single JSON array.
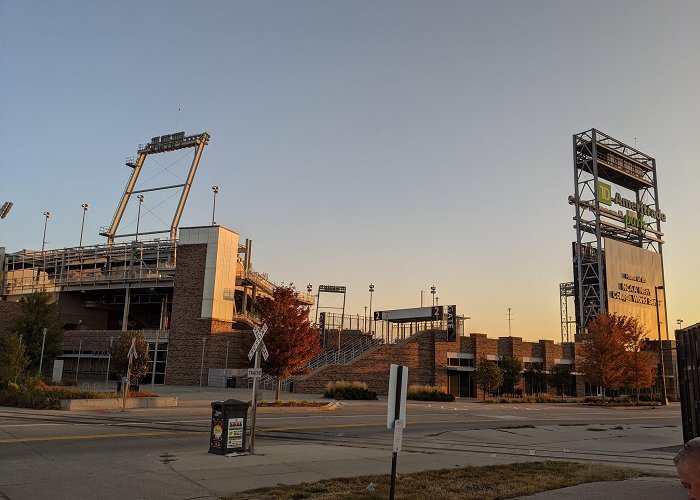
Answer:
[
  {"xmin": 620, "ymin": 318, "xmax": 657, "ymax": 403},
  {"xmin": 255, "ymin": 284, "xmax": 321, "ymax": 401},
  {"xmin": 579, "ymin": 312, "xmax": 657, "ymax": 404},
  {"xmin": 578, "ymin": 312, "xmax": 628, "ymax": 404}
]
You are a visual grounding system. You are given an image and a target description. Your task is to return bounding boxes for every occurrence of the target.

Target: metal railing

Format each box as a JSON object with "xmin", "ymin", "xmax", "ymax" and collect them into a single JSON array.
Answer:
[{"xmin": 247, "ymin": 335, "xmax": 384, "ymax": 392}]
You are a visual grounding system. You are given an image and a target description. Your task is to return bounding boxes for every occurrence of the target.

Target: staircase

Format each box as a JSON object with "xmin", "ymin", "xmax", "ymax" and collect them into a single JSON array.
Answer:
[{"xmin": 247, "ymin": 335, "xmax": 384, "ymax": 393}]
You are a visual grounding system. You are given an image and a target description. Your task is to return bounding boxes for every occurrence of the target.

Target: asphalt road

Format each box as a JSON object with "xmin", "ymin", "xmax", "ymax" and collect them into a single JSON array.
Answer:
[{"xmin": 0, "ymin": 399, "xmax": 684, "ymax": 499}]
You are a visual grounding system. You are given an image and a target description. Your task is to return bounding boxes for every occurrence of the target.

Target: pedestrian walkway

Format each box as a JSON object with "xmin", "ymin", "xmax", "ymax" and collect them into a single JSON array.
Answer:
[{"xmin": 516, "ymin": 476, "xmax": 685, "ymax": 499}]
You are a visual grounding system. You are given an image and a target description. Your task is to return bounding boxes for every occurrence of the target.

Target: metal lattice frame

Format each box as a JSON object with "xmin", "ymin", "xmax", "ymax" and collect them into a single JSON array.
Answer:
[
  {"xmin": 571, "ymin": 129, "xmax": 665, "ymax": 336},
  {"xmin": 559, "ymin": 282, "xmax": 575, "ymax": 343},
  {"xmin": 101, "ymin": 131, "xmax": 210, "ymax": 244}
]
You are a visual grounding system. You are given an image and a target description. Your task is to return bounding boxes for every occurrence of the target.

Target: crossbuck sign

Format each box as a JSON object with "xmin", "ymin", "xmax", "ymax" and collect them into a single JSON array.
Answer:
[{"xmin": 248, "ymin": 324, "xmax": 269, "ymax": 361}]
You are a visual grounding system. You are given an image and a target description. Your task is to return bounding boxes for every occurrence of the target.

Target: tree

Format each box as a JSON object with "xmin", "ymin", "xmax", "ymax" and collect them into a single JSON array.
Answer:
[
  {"xmin": 475, "ymin": 356, "xmax": 503, "ymax": 400},
  {"xmin": 499, "ymin": 356, "xmax": 522, "ymax": 397},
  {"xmin": 578, "ymin": 312, "xmax": 629, "ymax": 404},
  {"xmin": 524, "ymin": 363, "xmax": 548, "ymax": 395},
  {"xmin": 548, "ymin": 364, "xmax": 574, "ymax": 401},
  {"xmin": 0, "ymin": 334, "xmax": 30, "ymax": 384},
  {"xmin": 108, "ymin": 332, "xmax": 150, "ymax": 383},
  {"xmin": 255, "ymin": 284, "xmax": 322, "ymax": 401},
  {"xmin": 619, "ymin": 318, "xmax": 656, "ymax": 403},
  {"xmin": 10, "ymin": 291, "xmax": 64, "ymax": 373}
]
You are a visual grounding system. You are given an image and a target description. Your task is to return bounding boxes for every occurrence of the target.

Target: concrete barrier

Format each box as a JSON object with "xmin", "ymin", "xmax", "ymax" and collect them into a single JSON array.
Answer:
[{"xmin": 60, "ymin": 396, "xmax": 178, "ymax": 411}]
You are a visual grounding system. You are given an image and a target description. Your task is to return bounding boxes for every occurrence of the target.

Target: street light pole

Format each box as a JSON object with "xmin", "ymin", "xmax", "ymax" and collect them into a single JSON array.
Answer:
[
  {"xmin": 677, "ymin": 319, "xmax": 684, "ymax": 330},
  {"xmin": 211, "ymin": 185, "xmax": 219, "ymax": 225},
  {"xmin": 368, "ymin": 283, "xmax": 375, "ymax": 335},
  {"xmin": 655, "ymin": 285, "xmax": 668, "ymax": 406},
  {"xmin": 430, "ymin": 286, "xmax": 436, "ymax": 307},
  {"xmin": 79, "ymin": 203, "xmax": 89, "ymax": 247},
  {"xmin": 38, "ymin": 328, "xmax": 47, "ymax": 375},
  {"xmin": 135, "ymin": 194, "xmax": 145, "ymax": 241},
  {"xmin": 41, "ymin": 211, "xmax": 51, "ymax": 253}
]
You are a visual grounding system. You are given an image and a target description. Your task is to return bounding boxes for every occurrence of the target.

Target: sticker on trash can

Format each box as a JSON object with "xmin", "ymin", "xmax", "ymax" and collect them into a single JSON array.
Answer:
[
  {"xmin": 227, "ymin": 417, "xmax": 243, "ymax": 448},
  {"xmin": 211, "ymin": 416, "xmax": 223, "ymax": 449}
]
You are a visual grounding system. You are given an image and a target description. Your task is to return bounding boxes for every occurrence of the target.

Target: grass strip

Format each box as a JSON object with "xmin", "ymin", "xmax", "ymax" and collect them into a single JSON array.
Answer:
[{"xmin": 226, "ymin": 461, "xmax": 638, "ymax": 499}]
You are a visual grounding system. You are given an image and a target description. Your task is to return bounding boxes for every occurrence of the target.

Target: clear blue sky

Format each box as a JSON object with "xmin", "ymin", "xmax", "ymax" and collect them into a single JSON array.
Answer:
[{"xmin": 1, "ymin": 1, "xmax": 698, "ymax": 341}]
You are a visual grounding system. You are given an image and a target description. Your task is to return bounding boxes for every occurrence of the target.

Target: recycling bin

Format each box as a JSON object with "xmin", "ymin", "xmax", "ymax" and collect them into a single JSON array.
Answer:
[{"xmin": 208, "ymin": 399, "xmax": 250, "ymax": 455}]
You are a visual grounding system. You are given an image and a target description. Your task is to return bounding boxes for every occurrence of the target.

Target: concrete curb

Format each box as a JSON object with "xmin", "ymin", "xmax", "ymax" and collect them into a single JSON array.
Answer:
[{"xmin": 60, "ymin": 396, "xmax": 178, "ymax": 410}]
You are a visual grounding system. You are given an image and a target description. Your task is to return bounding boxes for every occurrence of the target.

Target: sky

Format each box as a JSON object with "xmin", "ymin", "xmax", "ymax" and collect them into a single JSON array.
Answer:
[{"xmin": 1, "ymin": 1, "xmax": 698, "ymax": 341}]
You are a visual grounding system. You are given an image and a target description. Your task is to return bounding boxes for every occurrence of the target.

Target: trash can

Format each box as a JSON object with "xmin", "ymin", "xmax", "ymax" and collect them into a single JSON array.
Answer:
[
  {"xmin": 208, "ymin": 399, "xmax": 250, "ymax": 455},
  {"xmin": 226, "ymin": 377, "xmax": 236, "ymax": 388}
]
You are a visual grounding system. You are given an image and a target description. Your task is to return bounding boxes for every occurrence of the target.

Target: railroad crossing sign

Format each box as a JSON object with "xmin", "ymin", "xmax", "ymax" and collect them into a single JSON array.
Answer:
[
  {"xmin": 247, "ymin": 368, "xmax": 262, "ymax": 378},
  {"xmin": 248, "ymin": 324, "xmax": 269, "ymax": 361}
]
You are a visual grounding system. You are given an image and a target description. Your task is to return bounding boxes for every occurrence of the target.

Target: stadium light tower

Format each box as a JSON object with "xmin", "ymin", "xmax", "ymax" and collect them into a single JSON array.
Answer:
[
  {"xmin": 135, "ymin": 195, "xmax": 145, "ymax": 241},
  {"xmin": 79, "ymin": 203, "xmax": 89, "ymax": 247},
  {"xmin": 41, "ymin": 211, "xmax": 51, "ymax": 253},
  {"xmin": 211, "ymin": 185, "xmax": 219, "ymax": 225}
]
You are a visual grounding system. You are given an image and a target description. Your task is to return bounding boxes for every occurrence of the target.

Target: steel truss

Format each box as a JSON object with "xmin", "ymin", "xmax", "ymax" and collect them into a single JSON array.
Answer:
[
  {"xmin": 101, "ymin": 131, "xmax": 210, "ymax": 244},
  {"xmin": 571, "ymin": 129, "xmax": 665, "ymax": 336},
  {"xmin": 559, "ymin": 282, "xmax": 575, "ymax": 343}
]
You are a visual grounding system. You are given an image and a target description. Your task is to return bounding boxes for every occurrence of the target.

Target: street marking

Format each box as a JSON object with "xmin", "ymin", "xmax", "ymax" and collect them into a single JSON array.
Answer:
[{"xmin": 0, "ymin": 430, "xmax": 206, "ymax": 444}]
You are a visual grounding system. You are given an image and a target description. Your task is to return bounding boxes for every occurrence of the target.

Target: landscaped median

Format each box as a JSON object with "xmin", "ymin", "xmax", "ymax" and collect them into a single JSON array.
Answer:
[
  {"xmin": 0, "ymin": 380, "xmax": 177, "ymax": 410},
  {"xmin": 226, "ymin": 461, "xmax": 638, "ymax": 500}
]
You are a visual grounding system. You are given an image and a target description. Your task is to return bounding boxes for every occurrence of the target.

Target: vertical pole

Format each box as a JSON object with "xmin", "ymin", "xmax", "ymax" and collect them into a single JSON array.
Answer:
[
  {"xmin": 250, "ymin": 348, "xmax": 261, "ymax": 453},
  {"xmin": 38, "ymin": 327, "xmax": 47, "ymax": 375},
  {"xmin": 123, "ymin": 346, "xmax": 133, "ymax": 411},
  {"xmin": 199, "ymin": 337, "xmax": 206, "ymax": 389},
  {"xmin": 106, "ymin": 336, "xmax": 113, "ymax": 388},
  {"xmin": 655, "ymin": 286, "xmax": 668, "ymax": 405},
  {"xmin": 212, "ymin": 190, "xmax": 217, "ymax": 225},
  {"xmin": 151, "ymin": 330, "xmax": 159, "ymax": 390},
  {"xmin": 225, "ymin": 339, "xmax": 229, "ymax": 373},
  {"xmin": 420, "ymin": 290, "xmax": 424, "ymax": 307},
  {"xmin": 339, "ymin": 291, "xmax": 346, "ymax": 349},
  {"xmin": 75, "ymin": 340, "xmax": 82, "ymax": 385},
  {"xmin": 390, "ymin": 366, "xmax": 403, "ymax": 500},
  {"xmin": 79, "ymin": 205, "xmax": 88, "ymax": 247},
  {"xmin": 122, "ymin": 285, "xmax": 131, "ymax": 332}
]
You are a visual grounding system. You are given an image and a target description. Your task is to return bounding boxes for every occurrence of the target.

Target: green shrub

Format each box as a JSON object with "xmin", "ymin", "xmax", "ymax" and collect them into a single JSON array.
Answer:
[
  {"xmin": 0, "ymin": 381, "xmax": 155, "ymax": 409},
  {"xmin": 407, "ymin": 384, "xmax": 455, "ymax": 402},
  {"xmin": 324, "ymin": 381, "xmax": 377, "ymax": 400}
]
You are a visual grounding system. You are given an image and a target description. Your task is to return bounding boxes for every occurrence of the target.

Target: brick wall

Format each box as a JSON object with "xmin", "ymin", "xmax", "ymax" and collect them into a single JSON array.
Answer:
[{"xmin": 295, "ymin": 331, "xmax": 442, "ymax": 395}]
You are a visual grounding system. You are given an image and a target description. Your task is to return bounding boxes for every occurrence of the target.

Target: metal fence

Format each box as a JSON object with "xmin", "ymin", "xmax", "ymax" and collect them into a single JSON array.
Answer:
[{"xmin": 677, "ymin": 323, "xmax": 700, "ymax": 442}]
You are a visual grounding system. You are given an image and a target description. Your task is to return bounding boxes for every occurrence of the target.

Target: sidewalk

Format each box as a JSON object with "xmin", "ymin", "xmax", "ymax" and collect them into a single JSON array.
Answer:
[{"xmin": 167, "ymin": 440, "xmax": 686, "ymax": 499}]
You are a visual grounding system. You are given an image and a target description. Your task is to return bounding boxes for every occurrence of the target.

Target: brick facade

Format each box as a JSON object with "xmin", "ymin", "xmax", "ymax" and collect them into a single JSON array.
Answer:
[{"xmin": 165, "ymin": 243, "xmax": 254, "ymax": 385}]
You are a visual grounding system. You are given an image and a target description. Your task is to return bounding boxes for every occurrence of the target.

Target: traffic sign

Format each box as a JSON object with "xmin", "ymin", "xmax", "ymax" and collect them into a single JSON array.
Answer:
[
  {"xmin": 248, "ymin": 324, "xmax": 268, "ymax": 361},
  {"xmin": 247, "ymin": 368, "xmax": 262, "ymax": 378}
]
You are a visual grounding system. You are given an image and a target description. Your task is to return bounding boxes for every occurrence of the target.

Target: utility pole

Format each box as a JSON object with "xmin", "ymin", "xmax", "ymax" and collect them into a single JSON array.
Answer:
[{"xmin": 507, "ymin": 308, "xmax": 513, "ymax": 337}]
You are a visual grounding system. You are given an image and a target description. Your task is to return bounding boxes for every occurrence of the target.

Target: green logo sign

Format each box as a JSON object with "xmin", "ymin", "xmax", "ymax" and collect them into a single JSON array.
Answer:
[{"xmin": 598, "ymin": 181, "xmax": 612, "ymax": 206}]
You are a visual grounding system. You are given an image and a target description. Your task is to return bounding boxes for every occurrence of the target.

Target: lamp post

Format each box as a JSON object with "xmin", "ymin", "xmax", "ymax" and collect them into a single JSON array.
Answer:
[
  {"xmin": 135, "ymin": 195, "xmax": 145, "ymax": 241},
  {"xmin": 41, "ymin": 211, "xmax": 51, "ymax": 253},
  {"xmin": 38, "ymin": 328, "xmax": 47, "ymax": 375},
  {"xmin": 677, "ymin": 319, "xmax": 684, "ymax": 330},
  {"xmin": 430, "ymin": 286, "xmax": 436, "ymax": 307},
  {"xmin": 654, "ymin": 285, "xmax": 668, "ymax": 406},
  {"xmin": 368, "ymin": 283, "xmax": 375, "ymax": 335},
  {"xmin": 79, "ymin": 203, "xmax": 89, "ymax": 247},
  {"xmin": 211, "ymin": 185, "xmax": 219, "ymax": 225}
]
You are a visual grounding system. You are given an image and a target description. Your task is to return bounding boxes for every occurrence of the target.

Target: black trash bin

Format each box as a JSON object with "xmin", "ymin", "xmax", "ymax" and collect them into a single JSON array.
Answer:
[
  {"xmin": 226, "ymin": 377, "xmax": 236, "ymax": 388},
  {"xmin": 208, "ymin": 399, "xmax": 249, "ymax": 455}
]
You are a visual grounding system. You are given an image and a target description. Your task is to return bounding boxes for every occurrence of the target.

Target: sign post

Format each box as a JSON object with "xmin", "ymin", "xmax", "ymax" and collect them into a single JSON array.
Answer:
[
  {"xmin": 387, "ymin": 364, "xmax": 408, "ymax": 500},
  {"xmin": 122, "ymin": 337, "xmax": 138, "ymax": 411},
  {"xmin": 248, "ymin": 324, "xmax": 268, "ymax": 454}
]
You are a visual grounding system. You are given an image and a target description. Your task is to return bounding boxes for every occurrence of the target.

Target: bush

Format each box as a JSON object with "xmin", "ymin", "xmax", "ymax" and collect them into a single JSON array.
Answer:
[
  {"xmin": 0, "ymin": 382, "xmax": 157, "ymax": 409},
  {"xmin": 324, "ymin": 381, "xmax": 377, "ymax": 400},
  {"xmin": 407, "ymin": 384, "xmax": 455, "ymax": 402}
]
